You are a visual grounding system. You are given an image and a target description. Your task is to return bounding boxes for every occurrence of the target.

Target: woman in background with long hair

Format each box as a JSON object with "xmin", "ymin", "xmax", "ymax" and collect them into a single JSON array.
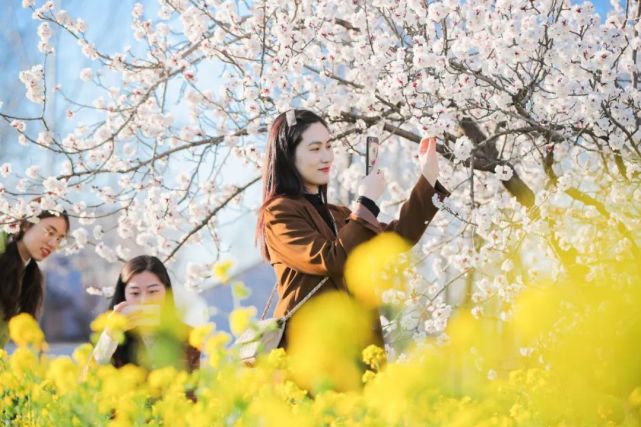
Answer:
[{"xmin": 0, "ymin": 209, "xmax": 70, "ymax": 348}]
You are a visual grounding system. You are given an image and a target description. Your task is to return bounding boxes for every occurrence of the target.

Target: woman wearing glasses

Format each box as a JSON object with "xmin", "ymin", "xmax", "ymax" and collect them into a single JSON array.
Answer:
[{"xmin": 0, "ymin": 208, "xmax": 70, "ymax": 348}]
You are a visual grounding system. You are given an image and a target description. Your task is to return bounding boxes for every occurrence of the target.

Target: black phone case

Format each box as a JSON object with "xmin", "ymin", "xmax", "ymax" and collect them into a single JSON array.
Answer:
[{"xmin": 366, "ymin": 136, "xmax": 378, "ymax": 175}]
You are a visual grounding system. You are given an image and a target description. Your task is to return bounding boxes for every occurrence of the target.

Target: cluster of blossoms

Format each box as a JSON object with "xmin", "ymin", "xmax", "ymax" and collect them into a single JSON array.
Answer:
[{"xmin": 18, "ymin": 64, "xmax": 45, "ymax": 104}]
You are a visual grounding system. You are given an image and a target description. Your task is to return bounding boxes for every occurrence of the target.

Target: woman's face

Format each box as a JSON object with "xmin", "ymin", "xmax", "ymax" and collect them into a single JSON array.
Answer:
[
  {"xmin": 21, "ymin": 216, "xmax": 68, "ymax": 261},
  {"xmin": 294, "ymin": 122, "xmax": 333, "ymax": 193},
  {"xmin": 124, "ymin": 271, "xmax": 167, "ymax": 305}
]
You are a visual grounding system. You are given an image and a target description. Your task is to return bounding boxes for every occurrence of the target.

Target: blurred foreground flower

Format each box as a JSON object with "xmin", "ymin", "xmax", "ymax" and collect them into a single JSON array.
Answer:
[
  {"xmin": 188, "ymin": 323, "xmax": 215, "ymax": 350},
  {"xmin": 288, "ymin": 291, "xmax": 374, "ymax": 393},
  {"xmin": 229, "ymin": 306, "xmax": 257, "ymax": 336},
  {"xmin": 9, "ymin": 313, "xmax": 47, "ymax": 351},
  {"xmin": 90, "ymin": 311, "xmax": 128, "ymax": 344},
  {"xmin": 344, "ymin": 232, "xmax": 411, "ymax": 308},
  {"xmin": 211, "ymin": 259, "xmax": 234, "ymax": 283}
]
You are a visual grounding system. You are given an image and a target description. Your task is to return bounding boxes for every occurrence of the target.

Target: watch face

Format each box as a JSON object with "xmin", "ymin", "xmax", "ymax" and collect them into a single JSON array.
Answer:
[{"xmin": 366, "ymin": 136, "xmax": 379, "ymax": 175}]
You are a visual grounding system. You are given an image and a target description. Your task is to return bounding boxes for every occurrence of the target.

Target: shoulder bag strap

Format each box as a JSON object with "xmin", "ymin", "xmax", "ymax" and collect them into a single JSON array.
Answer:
[
  {"xmin": 260, "ymin": 283, "xmax": 278, "ymax": 320},
  {"xmin": 260, "ymin": 276, "xmax": 330, "ymax": 321},
  {"xmin": 283, "ymin": 277, "xmax": 329, "ymax": 322}
]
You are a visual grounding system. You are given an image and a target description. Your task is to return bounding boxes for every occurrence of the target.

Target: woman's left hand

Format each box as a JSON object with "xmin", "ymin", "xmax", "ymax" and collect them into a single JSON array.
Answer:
[{"xmin": 419, "ymin": 137, "xmax": 439, "ymax": 187}]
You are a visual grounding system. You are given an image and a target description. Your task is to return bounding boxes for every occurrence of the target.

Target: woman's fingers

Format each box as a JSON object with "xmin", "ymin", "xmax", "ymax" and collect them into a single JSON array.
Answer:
[
  {"xmin": 418, "ymin": 136, "xmax": 439, "ymax": 186},
  {"xmin": 113, "ymin": 301, "xmax": 129, "ymax": 313},
  {"xmin": 419, "ymin": 137, "xmax": 430, "ymax": 155},
  {"xmin": 369, "ymin": 159, "xmax": 381, "ymax": 176},
  {"xmin": 419, "ymin": 137, "xmax": 437, "ymax": 156}
]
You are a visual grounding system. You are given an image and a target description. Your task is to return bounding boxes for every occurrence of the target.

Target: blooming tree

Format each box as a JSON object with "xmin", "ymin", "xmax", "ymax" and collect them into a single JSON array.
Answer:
[{"xmin": 1, "ymin": 0, "xmax": 641, "ymax": 344}]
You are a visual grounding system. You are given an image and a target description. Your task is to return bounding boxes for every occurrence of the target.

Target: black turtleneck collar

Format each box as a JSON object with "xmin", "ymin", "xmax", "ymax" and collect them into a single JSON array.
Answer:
[{"xmin": 303, "ymin": 192, "xmax": 336, "ymax": 235}]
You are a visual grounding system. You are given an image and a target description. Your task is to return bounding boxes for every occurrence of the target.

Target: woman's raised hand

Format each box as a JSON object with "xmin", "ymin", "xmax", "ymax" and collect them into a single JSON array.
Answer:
[
  {"xmin": 358, "ymin": 161, "xmax": 385, "ymax": 202},
  {"xmin": 419, "ymin": 137, "xmax": 439, "ymax": 187}
]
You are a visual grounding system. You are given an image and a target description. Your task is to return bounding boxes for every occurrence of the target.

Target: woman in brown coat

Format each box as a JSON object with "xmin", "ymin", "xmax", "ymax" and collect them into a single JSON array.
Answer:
[{"xmin": 256, "ymin": 109, "xmax": 449, "ymax": 351}]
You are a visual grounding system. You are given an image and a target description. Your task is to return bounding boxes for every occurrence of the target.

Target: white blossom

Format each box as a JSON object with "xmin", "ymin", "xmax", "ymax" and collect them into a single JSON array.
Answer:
[
  {"xmin": 0, "ymin": 163, "xmax": 12, "ymax": 177},
  {"xmin": 494, "ymin": 165, "xmax": 513, "ymax": 181},
  {"xmin": 72, "ymin": 228, "xmax": 88, "ymax": 248},
  {"xmin": 95, "ymin": 243, "xmax": 117, "ymax": 263},
  {"xmin": 452, "ymin": 136, "xmax": 473, "ymax": 162},
  {"xmin": 79, "ymin": 68, "xmax": 92, "ymax": 81},
  {"xmin": 75, "ymin": 18, "xmax": 87, "ymax": 32},
  {"xmin": 42, "ymin": 176, "xmax": 67, "ymax": 196},
  {"xmin": 25, "ymin": 165, "xmax": 40, "ymax": 179},
  {"xmin": 19, "ymin": 64, "xmax": 45, "ymax": 104},
  {"xmin": 36, "ymin": 131, "xmax": 53, "ymax": 146},
  {"xmin": 37, "ymin": 22, "xmax": 52, "ymax": 42},
  {"xmin": 92, "ymin": 225, "xmax": 104, "ymax": 240},
  {"xmin": 116, "ymin": 244, "xmax": 131, "ymax": 260},
  {"xmin": 11, "ymin": 120, "xmax": 26, "ymax": 132},
  {"xmin": 85, "ymin": 286, "xmax": 115, "ymax": 297},
  {"xmin": 132, "ymin": 2, "xmax": 144, "ymax": 18}
]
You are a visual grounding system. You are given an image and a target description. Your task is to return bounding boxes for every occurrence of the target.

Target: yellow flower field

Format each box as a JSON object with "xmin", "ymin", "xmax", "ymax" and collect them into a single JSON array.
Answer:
[{"xmin": 2, "ymin": 233, "xmax": 640, "ymax": 426}]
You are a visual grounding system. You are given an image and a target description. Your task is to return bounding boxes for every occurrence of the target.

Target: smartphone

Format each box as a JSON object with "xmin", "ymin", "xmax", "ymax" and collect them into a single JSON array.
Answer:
[
  {"xmin": 121, "ymin": 304, "xmax": 161, "ymax": 328},
  {"xmin": 366, "ymin": 136, "xmax": 380, "ymax": 175}
]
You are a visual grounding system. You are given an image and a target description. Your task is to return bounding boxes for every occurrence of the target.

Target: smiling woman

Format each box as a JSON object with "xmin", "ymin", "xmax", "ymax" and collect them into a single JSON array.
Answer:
[
  {"xmin": 0, "ymin": 209, "xmax": 70, "ymax": 348},
  {"xmin": 255, "ymin": 109, "xmax": 450, "ymax": 388},
  {"xmin": 92, "ymin": 255, "xmax": 200, "ymax": 372}
]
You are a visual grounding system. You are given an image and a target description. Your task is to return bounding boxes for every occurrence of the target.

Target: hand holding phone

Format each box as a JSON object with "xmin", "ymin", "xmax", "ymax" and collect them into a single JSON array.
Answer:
[{"xmin": 117, "ymin": 304, "xmax": 162, "ymax": 330}]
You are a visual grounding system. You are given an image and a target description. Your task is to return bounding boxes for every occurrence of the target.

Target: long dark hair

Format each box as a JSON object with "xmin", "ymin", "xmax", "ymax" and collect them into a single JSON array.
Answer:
[
  {"xmin": 256, "ymin": 109, "xmax": 329, "ymax": 259},
  {"xmin": 0, "ymin": 210, "xmax": 70, "ymax": 321},
  {"xmin": 109, "ymin": 255, "xmax": 187, "ymax": 369}
]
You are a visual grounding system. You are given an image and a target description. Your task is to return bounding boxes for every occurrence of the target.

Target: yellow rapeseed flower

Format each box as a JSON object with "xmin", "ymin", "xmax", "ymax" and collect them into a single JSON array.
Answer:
[
  {"xmin": 212, "ymin": 259, "xmax": 234, "ymax": 283},
  {"xmin": 362, "ymin": 370, "xmax": 376, "ymax": 384},
  {"xmin": 148, "ymin": 366, "xmax": 188, "ymax": 397},
  {"xmin": 10, "ymin": 347, "xmax": 39, "ymax": 377},
  {"xmin": 288, "ymin": 291, "xmax": 373, "ymax": 392},
  {"xmin": 229, "ymin": 306, "xmax": 257, "ymax": 336},
  {"xmin": 90, "ymin": 311, "xmax": 128, "ymax": 344},
  {"xmin": 241, "ymin": 378, "xmax": 314, "ymax": 427},
  {"xmin": 231, "ymin": 281, "xmax": 252, "ymax": 300},
  {"xmin": 71, "ymin": 342, "xmax": 93, "ymax": 367},
  {"xmin": 8, "ymin": 313, "xmax": 47, "ymax": 350},
  {"xmin": 629, "ymin": 387, "xmax": 641, "ymax": 408},
  {"xmin": 189, "ymin": 323, "xmax": 215, "ymax": 350},
  {"xmin": 90, "ymin": 310, "xmax": 128, "ymax": 333},
  {"xmin": 344, "ymin": 232, "xmax": 411, "ymax": 308},
  {"xmin": 263, "ymin": 348, "xmax": 287, "ymax": 370},
  {"xmin": 204, "ymin": 331, "xmax": 231, "ymax": 369},
  {"xmin": 46, "ymin": 357, "xmax": 78, "ymax": 394},
  {"xmin": 362, "ymin": 344, "xmax": 386, "ymax": 372}
]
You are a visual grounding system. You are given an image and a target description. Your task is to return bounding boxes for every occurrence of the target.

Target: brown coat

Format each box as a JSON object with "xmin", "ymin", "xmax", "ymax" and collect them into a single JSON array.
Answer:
[{"xmin": 263, "ymin": 175, "xmax": 449, "ymax": 348}]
